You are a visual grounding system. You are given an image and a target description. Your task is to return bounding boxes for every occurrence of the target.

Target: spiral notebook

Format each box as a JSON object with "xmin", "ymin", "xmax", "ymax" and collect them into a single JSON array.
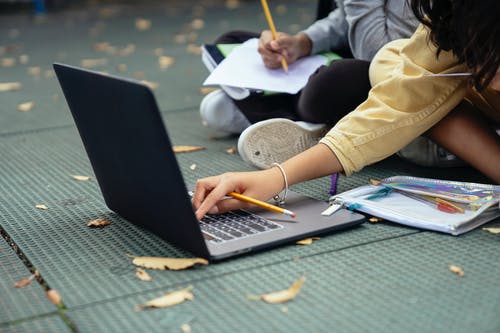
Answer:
[{"xmin": 323, "ymin": 176, "xmax": 500, "ymax": 235}]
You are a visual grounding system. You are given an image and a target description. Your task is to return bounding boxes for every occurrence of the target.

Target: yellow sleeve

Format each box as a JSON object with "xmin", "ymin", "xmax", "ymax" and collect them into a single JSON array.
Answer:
[{"xmin": 320, "ymin": 25, "xmax": 470, "ymax": 175}]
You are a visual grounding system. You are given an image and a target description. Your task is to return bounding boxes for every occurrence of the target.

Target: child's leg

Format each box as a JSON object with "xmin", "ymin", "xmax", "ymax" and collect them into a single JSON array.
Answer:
[
  {"xmin": 427, "ymin": 102, "xmax": 500, "ymax": 183},
  {"xmin": 297, "ymin": 59, "xmax": 371, "ymax": 124}
]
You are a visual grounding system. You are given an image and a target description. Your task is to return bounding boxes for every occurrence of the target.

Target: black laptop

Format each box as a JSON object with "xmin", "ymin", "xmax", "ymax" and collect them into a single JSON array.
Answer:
[{"xmin": 53, "ymin": 63, "xmax": 365, "ymax": 260}]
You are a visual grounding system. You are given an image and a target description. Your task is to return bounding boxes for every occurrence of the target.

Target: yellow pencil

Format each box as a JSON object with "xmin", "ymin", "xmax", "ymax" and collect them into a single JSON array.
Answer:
[
  {"xmin": 229, "ymin": 192, "xmax": 296, "ymax": 217},
  {"xmin": 260, "ymin": 0, "xmax": 289, "ymax": 73}
]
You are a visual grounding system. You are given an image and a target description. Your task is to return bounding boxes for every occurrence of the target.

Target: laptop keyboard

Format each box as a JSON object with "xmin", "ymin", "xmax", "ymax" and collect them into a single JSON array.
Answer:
[{"xmin": 199, "ymin": 210, "xmax": 284, "ymax": 244}]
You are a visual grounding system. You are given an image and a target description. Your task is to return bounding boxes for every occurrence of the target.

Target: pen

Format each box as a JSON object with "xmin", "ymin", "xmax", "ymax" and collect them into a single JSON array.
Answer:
[
  {"xmin": 260, "ymin": 0, "xmax": 288, "ymax": 73},
  {"xmin": 229, "ymin": 191, "xmax": 296, "ymax": 218}
]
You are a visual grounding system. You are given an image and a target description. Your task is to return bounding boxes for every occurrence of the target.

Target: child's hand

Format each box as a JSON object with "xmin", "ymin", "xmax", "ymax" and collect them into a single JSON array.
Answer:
[
  {"xmin": 258, "ymin": 31, "xmax": 312, "ymax": 69},
  {"xmin": 192, "ymin": 168, "xmax": 284, "ymax": 220}
]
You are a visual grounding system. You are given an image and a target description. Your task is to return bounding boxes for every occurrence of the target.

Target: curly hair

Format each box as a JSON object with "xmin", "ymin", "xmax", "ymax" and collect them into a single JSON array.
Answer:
[{"xmin": 410, "ymin": 0, "xmax": 500, "ymax": 90}]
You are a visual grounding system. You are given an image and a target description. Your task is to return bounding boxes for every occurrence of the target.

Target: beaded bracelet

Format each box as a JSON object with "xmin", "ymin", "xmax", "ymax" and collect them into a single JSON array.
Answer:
[{"xmin": 271, "ymin": 162, "xmax": 288, "ymax": 205}]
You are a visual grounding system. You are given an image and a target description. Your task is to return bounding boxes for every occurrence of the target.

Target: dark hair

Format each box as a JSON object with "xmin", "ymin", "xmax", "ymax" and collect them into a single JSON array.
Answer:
[{"xmin": 411, "ymin": 0, "xmax": 500, "ymax": 90}]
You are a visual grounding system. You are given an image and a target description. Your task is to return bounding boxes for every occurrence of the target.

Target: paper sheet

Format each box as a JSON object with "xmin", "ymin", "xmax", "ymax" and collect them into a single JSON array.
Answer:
[{"xmin": 203, "ymin": 38, "xmax": 328, "ymax": 94}]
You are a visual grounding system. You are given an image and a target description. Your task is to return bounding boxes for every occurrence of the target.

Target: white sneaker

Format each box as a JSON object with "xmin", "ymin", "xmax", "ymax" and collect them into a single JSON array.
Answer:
[
  {"xmin": 237, "ymin": 118, "xmax": 327, "ymax": 169},
  {"xmin": 199, "ymin": 90, "xmax": 251, "ymax": 134}
]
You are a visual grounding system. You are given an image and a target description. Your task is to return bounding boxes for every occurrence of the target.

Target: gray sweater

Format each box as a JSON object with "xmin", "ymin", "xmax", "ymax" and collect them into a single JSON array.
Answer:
[{"xmin": 303, "ymin": 0, "xmax": 419, "ymax": 61}]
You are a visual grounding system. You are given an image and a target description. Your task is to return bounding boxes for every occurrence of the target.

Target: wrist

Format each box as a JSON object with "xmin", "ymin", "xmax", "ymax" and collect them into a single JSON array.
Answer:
[{"xmin": 295, "ymin": 32, "xmax": 313, "ymax": 57}]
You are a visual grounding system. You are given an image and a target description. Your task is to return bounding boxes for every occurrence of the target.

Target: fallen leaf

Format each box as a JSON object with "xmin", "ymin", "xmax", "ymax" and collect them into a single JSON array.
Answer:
[
  {"xmin": 248, "ymin": 276, "xmax": 305, "ymax": 304},
  {"xmin": 93, "ymin": 42, "xmax": 112, "ymax": 52},
  {"xmin": 140, "ymin": 80, "xmax": 159, "ymax": 90},
  {"xmin": 153, "ymin": 48, "xmax": 164, "ymax": 56},
  {"xmin": 46, "ymin": 289, "xmax": 62, "ymax": 305},
  {"xmin": 81, "ymin": 58, "xmax": 108, "ymax": 68},
  {"xmin": 186, "ymin": 44, "xmax": 202, "ymax": 55},
  {"xmin": 135, "ymin": 18, "xmax": 152, "ymax": 31},
  {"xmin": 199, "ymin": 87, "xmax": 218, "ymax": 95},
  {"xmin": 18, "ymin": 54, "xmax": 29, "ymax": 64},
  {"xmin": 137, "ymin": 286, "xmax": 194, "ymax": 310},
  {"xmin": 118, "ymin": 44, "xmax": 135, "ymax": 57},
  {"xmin": 1, "ymin": 57, "xmax": 16, "ymax": 67},
  {"xmin": 276, "ymin": 4, "xmax": 287, "ymax": 15},
  {"xmin": 483, "ymin": 227, "xmax": 500, "ymax": 234},
  {"xmin": 136, "ymin": 268, "xmax": 152, "ymax": 281},
  {"xmin": 0, "ymin": 82, "xmax": 22, "ymax": 92},
  {"xmin": 127, "ymin": 254, "xmax": 208, "ymax": 270},
  {"xmin": 72, "ymin": 175, "xmax": 91, "ymax": 181},
  {"xmin": 27, "ymin": 66, "xmax": 41, "ymax": 76},
  {"xmin": 173, "ymin": 145, "xmax": 205, "ymax": 153},
  {"xmin": 174, "ymin": 34, "xmax": 187, "ymax": 44},
  {"xmin": 368, "ymin": 217, "xmax": 383, "ymax": 223},
  {"xmin": 181, "ymin": 323, "xmax": 192, "ymax": 333},
  {"xmin": 116, "ymin": 63, "xmax": 127, "ymax": 73},
  {"xmin": 296, "ymin": 237, "xmax": 320, "ymax": 245},
  {"xmin": 190, "ymin": 19, "xmax": 204, "ymax": 30},
  {"xmin": 158, "ymin": 56, "xmax": 174, "ymax": 70},
  {"xmin": 87, "ymin": 218, "xmax": 111, "ymax": 227},
  {"xmin": 448, "ymin": 265, "xmax": 464, "ymax": 277},
  {"xmin": 281, "ymin": 306, "xmax": 289, "ymax": 313},
  {"xmin": 225, "ymin": 145, "xmax": 237, "ymax": 154},
  {"xmin": 14, "ymin": 270, "xmax": 39, "ymax": 288},
  {"xmin": 17, "ymin": 101, "xmax": 35, "ymax": 112},
  {"xmin": 189, "ymin": 164, "xmax": 197, "ymax": 171},
  {"xmin": 225, "ymin": 0, "xmax": 240, "ymax": 9},
  {"xmin": 35, "ymin": 204, "xmax": 48, "ymax": 210}
]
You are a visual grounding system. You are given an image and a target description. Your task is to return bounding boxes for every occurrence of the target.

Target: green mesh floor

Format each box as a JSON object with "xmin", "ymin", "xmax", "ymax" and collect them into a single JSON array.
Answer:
[
  {"xmin": 0, "ymin": 238, "xmax": 58, "ymax": 324},
  {"xmin": 1, "ymin": 1, "xmax": 499, "ymax": 332},
  {"xmin": 1, "ymin": 315, "xmax": 71, "ymax": 333},
  {"xmin": 63, "ymin": 230, "xmax": 500, "ymax": 333}
]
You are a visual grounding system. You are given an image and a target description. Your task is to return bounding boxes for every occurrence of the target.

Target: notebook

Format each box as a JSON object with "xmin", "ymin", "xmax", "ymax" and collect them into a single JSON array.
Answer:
[
  {"xmin": 201, "ymin": 39, "xmax": 342, "ymax": 98},
  {"xmin": 53, "ymin": 63, "xmax": 365, "ymax": 260},
  {"xmin": 324, "ymin": 176, "xmax": 500, "ymax": 235}
]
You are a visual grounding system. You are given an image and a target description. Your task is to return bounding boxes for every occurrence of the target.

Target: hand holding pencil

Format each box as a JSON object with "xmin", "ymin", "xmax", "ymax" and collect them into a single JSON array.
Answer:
[{"xmin": 259, "ymin": 0, "xmax": 288, "ymax": 73}]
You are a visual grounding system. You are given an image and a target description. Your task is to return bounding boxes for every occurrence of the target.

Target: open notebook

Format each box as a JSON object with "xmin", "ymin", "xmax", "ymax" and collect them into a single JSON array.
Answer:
[{"xmin": 323, "ymin": 176, "xmax": 500, "ymax": 235}]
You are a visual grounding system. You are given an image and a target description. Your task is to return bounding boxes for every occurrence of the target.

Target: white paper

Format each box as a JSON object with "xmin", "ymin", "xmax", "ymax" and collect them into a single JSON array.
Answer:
[{"xmin": 203, "ymin": 39, "xmax": 328, "ymax": 94}]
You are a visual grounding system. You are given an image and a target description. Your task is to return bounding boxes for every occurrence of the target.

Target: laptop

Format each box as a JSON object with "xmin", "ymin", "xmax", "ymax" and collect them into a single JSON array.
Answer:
[{"xmin": 53, "ymin": 63, "xmax": 365, "ymax": 261}]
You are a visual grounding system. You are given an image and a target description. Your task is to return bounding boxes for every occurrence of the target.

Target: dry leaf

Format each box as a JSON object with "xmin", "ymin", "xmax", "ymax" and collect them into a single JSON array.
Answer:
[
  {"xmin": 199, "ymin": 87, "xmax": 218, "ymax": 95},
  {"xmin": 118, "ymin": 44, "xmax": 135, "ymax": 57},
  {"xmin": 190, "ymin": 19, "xmax": 204, "ymax": 30},
  {"xmin": 181, "ymin": 323, "xmax": 192, "ymax": 333},
  {"xmin": 248, "ymin": 276, "xmax": 305, "ymax": 304},
  {"xmin": 368, "ymin": 217, "xmax": 383, "ymax": 223},
  {"xmin": 137, "ymin": 286, "xmax": 194, "ymax": 310},
  {"xmin": 190, "ymin": 164, "xmax": 197, "ymax": 171},
  {"xmin": 448, "ymin": 265, "xmax": 464, "ymax": 277},
  {"xmin": 87, "ymin": 218, "xmax": 111, "ymax": 227},
  {"xmin": 135, "ymin": 18, "xmax": 152, "ymax": 31},
  {"xmin": 81, "ymin": 58, "xmax": 108, "ymax": 68},
  {"xmin": 158, "ymin": 56, "xmax": 174, "ymax": 70},
  {"xmin": 46, "ymin": 289, "xmax": 62, "ymax": 305},
  {"xmin": 28, "ymin": 66, "xmax": 41, "ymax": 76},
  {"xmin": 225, "ymin": 145, "xmax": 237, "ymax": 154},
  {"xmin": 225, "ymin": 0, "xmax": 240, "ymax": 9},
  {"xmin": 18, "ymin": 54, "xmax": 29, "ymax": 64},
  {"xmin": 296, "ymin": 237, "xmax": 320, "ymax": 245},
  {"xmin": 17, "ymin": 101, "xmax": 35, "ymax": 112},
  {"xmin": 116, "ymin": 63, "xmax": 127, "ymax": 73},
  {"xmin": 281, "ymin": 306, "xmax": 289, "ymax": 313},
  {"xmin": 35, "ymin": 204, "xmax": 48, "ymax": 210},
  {"xmin": 136, "ymin": 268, "xmax": 152, "ymax": 281},
  {"xmin": 173, "ymin": 145, "xmax": 205, "ymax": 153},
  {"xmin": 72, "ymin": 175, "xmax": 91, "ymax": 181},
  {"xmin": 140, "ymin": 80, "xmax": 159, "ymax": 90},
  {"xmin": 153, "ymin": 48, "xmax": 164, "ymax": 56},
  {"xmin": 483, "ymin": 227, "xmax": 500, "ymax": 234},
  {"xmin": 127, "ymin": 254, "xmax": 208, "ymax": 270},
  {"xmin": 14, "ymin": 270, "xmax": 39, "ymax": 288},
  {"xmin": 0, "ymin": 82, "xmax": 22, "ymax": 92},
  {"xmin": 174, "ymin": 34, "xmax": 187, "ymax": 44},
  {"xmin": 1, "ymin": 57, "xmax": 16, "ymax": 67},
  {"xmin": 186, "ymin": 44, "xmax": 202, "ymax": 55}
]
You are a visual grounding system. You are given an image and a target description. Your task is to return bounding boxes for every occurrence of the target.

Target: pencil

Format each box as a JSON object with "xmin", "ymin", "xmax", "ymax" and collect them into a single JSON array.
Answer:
[
  {"xmin": 229, "ymin": 191, "xmax": 296, "ymax": 218},
  {"xmin": 260, "ymin": 0, "xmax": 288, "ymax": 73}
]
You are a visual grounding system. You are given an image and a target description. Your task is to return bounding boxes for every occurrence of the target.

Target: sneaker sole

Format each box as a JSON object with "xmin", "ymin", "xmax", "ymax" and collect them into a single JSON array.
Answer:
[{"xmin": 237, "ymin": 118, "xmax": 326, "ymax": 169}]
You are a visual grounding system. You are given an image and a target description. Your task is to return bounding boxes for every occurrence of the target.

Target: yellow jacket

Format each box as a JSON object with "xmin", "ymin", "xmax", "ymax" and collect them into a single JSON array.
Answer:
[{"xmin": 320, "ymin": 24, "xmax": 500, "ymax": 175}]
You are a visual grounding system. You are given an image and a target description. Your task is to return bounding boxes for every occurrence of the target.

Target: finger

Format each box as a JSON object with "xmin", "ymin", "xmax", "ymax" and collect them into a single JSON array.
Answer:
[
  {"xmin": 192, "ymin": 177, "xmax": 217, "ymax": 209},
  {"xmin": 194, "ymin": 181, "xmax": 233, "ymax": 220}
]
